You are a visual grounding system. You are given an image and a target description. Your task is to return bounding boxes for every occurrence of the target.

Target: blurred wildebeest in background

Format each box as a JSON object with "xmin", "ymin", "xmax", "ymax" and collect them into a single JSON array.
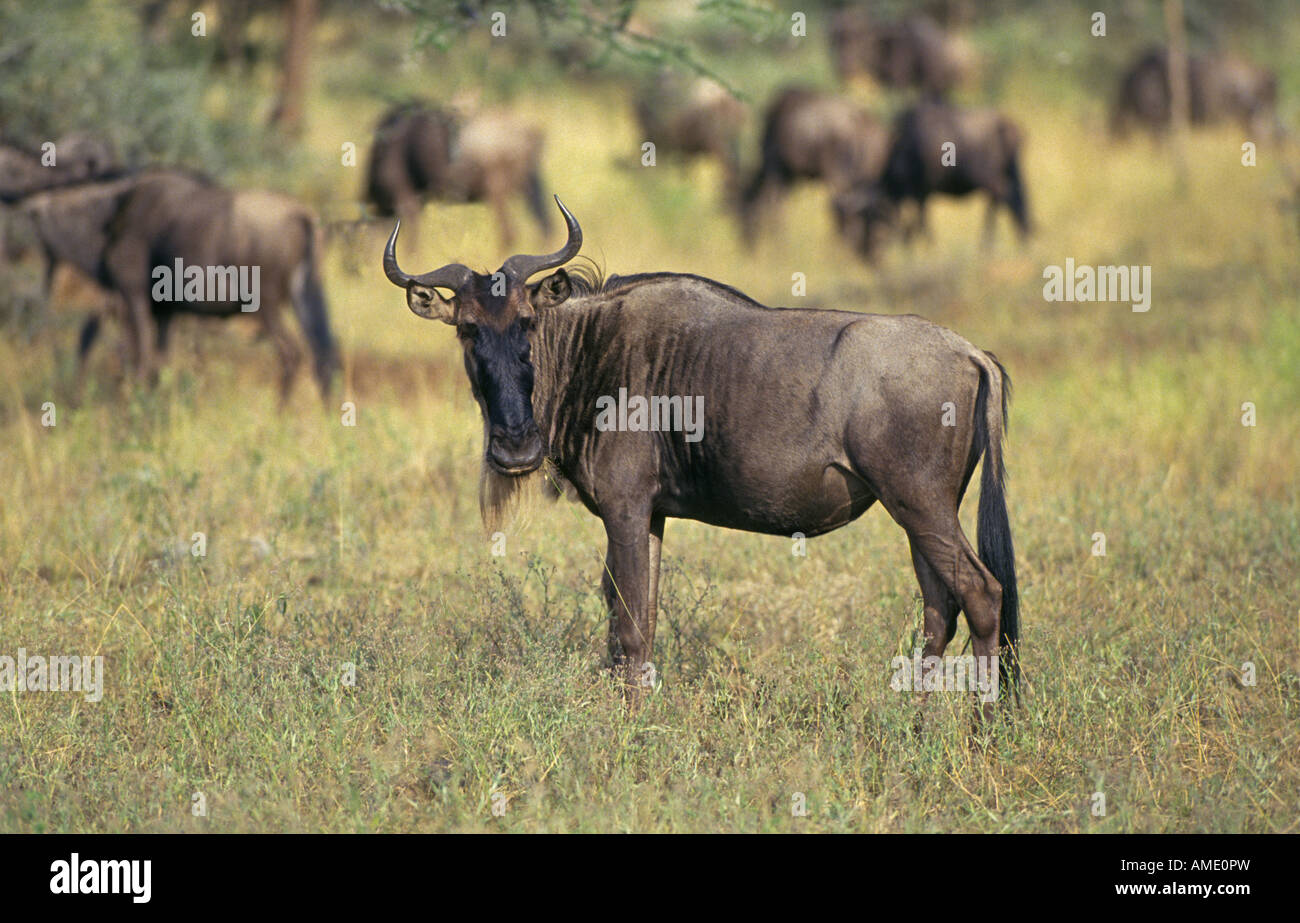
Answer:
[
  {"xmin": 0, "ymin": 132, "xmax": 118, "ymax": 203},
  {"xmin": 1112, "ymin": 46, "xmax": 1279, "ymax": 139},
  {"xmin": 383, "ymin": 199, "xmax": 1020, "ymax": 708},
  {"xmin": 365, "ymin": 102, "xmax": 550, "ymax": 248},
  {"xmin": 834, "ymin": 100, "xmax": 1030, "ymax": 259},
  {"xmin": 632, "ymin": 72, "xmax": 746, "ymax": 197},
  {"xmin": 20, "ymin": 168, "xmax": 338, "ymax": 400},
  {"xmin": 829, "ymin": 9, "xmax": 976, "ymax": 96},
  {"xmin": 739, "ymin": 87, "xmax": 890, "ymax": 245},
  {"xmin": 16, "ymin": 174, "xmax": 138, "ymax": 363},
  {"xmin": 1, "ymin": 132, "xmax": 119, "ymax": 287}
]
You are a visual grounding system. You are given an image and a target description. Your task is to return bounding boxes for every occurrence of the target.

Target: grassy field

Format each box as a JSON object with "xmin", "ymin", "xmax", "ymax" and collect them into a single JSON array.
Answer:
[{"xmin": 0, "ymin": 3, "xmax": 1297, "ymax": 832}]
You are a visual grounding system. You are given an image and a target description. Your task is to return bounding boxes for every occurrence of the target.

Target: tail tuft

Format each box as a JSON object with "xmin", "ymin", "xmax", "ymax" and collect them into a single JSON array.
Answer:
[
  {"xmin": 975, "ymin": 354, "xmax": 1020, "ymax": 701},
  {"xmin": 291, "ymin": 216, "xmax": 338, "ymax": 398}
]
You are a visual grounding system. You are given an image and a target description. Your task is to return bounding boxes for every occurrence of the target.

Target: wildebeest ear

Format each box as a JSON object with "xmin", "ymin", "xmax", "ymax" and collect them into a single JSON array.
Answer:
[
  {"xmin": 532, "ymin": 270, "xmax": 572, "ymax": 309},
  {"xmin": 407, "ymin": 284, "xmax": 455, "ymax": 324}
]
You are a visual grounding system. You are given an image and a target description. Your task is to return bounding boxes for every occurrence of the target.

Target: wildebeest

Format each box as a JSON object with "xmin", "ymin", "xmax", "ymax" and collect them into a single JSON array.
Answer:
[
  {"xmin": 833, "ymin": 100, "xmax": 1030, "ymax": 258},
  {"xmin": 19, "ymin": 168, "xmax": 338, "ymax": 399},
  {"xmin": 0, "ymin": 132, "xmax": 118, "ymax": 203},
  {"xmin": 1112, "ymin": 46, "xmax": 1279, "ymax": 139},
  {"xmin": 365, "ymin": 103, "xmax": 550, "ymax": 249},
  {"xmin": 15, "ymin": 174, "xmax": 137, "ymax": 355},
  {"xmin": 383, "ymin": 198, "xmax": 1020, "ymax": 709},
  {"xmin": 739, "ymin": 87, "xmax": 890, "ymax": 245},
  {"xmin": 1, "ymin": 132, "xmax": 119, "ymax": 286},
  {"xmin": 829, "ymin": 10, "xmax": 975, "ymax": 96},
  {"xmin": 632, "ymin": 73, "xmax": 746, "ymax": 196}
]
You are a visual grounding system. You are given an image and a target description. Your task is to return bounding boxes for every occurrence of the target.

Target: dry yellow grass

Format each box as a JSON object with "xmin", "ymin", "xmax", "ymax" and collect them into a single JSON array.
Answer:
[{"xmin": 0, "ymin": 5, "xmax": 1296, "ymax": 832}]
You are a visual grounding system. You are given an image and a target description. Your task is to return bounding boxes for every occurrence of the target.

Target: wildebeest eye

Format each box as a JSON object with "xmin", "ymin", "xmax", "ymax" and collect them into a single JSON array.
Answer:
[{"xmin": 457, "ymin": 322, "xmax": 479, "ymax": 339}]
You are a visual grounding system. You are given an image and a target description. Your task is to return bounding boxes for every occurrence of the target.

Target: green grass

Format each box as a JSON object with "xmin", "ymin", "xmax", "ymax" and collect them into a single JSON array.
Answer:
[{"xmin": 0, "ymin": 4, "xmax": 1297, "ymax": 832}]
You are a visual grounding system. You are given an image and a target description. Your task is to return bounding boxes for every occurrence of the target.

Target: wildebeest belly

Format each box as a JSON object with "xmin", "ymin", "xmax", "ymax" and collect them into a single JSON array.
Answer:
[{"xmin": 659, "ymin": 460, "xmax": 876, "ymax": 537}]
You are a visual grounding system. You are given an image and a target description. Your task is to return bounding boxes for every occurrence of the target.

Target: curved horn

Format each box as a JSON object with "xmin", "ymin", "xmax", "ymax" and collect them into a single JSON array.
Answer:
[
  {"xmin": 501, "ymin": 196, "xmax": 582, "ymax": 280},
  {"xmin": 383, "ymin": 222, "xmax": 472, "ymax": 291}
]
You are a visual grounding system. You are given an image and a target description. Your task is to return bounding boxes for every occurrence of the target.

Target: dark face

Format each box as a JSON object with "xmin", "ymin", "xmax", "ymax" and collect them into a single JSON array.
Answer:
[
  {"xmin": 408, "ymin": 269, "xmax": 572, "ymax": 476},
  {"xmin": 383, "ymin": 195, "xmax": 582, "ymax": 478},
  {"xmin": 833, "ymin": 186, "xmax": 895, "ymax": 261},
  {"xmin": 461, "ymin": 288, "xmax": 542, "ymax": 474}
]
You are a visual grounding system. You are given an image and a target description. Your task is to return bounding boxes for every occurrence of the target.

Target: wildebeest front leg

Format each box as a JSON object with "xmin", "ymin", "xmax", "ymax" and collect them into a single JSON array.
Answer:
[
  {"xmin": 258, "ymin": 304, "xmax": 304, "ymax": 406},
  {"xmin": 647, "ymin": 514, "xmax": 665, "ymax": 649},
  {"xmin": 126, "ymin": 294, "xmax": 158, "ymax": 382},
  {"xmin": 982, "ymin": 196, "xmax": 1000, "ymax": 248},
  {"xmin": 489, "ymin": 186, "xmax": 516, "ymax": 250},
  {"xmin": 397, "ymin": 197, "xmax": 422, "ymax": 251},
  {"xmin": 900, "ymin": 196, "xmax": 930, "ymax": 245},
  {"xmin": 602, "ymin": 509, "xmax": 654, "ymax": 694}
]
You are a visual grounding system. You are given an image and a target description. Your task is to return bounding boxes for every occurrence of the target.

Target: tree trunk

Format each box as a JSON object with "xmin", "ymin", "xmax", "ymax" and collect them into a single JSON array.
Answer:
[
  {"xmin": 270, "ymin": 0, "xmax": 317, "ymax": 134},
  {"xmin": 1164, "ymin": 0, "xmax": 1189, "ymax": 185}
]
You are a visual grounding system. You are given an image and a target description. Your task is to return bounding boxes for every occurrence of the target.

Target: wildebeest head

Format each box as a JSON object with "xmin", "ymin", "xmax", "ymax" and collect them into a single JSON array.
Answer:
[
  {"xmin": 56, "ymin": 132, "xmax": 118, "ymax": 180},
  {"xmin": 832, "ymin": 183, "xmax": 896, "ymax": 261},
  {"xmin": 383, "ymin": 196, "xmax": 581, "ymax": 476}
]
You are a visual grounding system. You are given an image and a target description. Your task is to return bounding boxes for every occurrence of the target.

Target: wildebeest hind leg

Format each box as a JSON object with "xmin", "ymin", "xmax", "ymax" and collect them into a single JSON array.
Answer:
[
  {"xmin": 155, "ymin": 312, "xmax": 173, "ymax": 353},
  {"xmin": 907, "ymin": 535, "xmax": 961, "ymax": 730},
  {"xmin": 126, "ymin": 295, "xmax": 158, "ymax": 384},
  {"xmin": 897, "ymin": 509, "xmax": 1003, "ymax": 716},
  {"xmin": 909, "ymin": 537, "xmax": 960, "ymax": 661},
  {"xmin": 982, "ymin": 197, "xmax": 1000, "ymax": 248},
  {"xmin": 259, "ymin": 305, "xmax": 303, "ymax": 406}
]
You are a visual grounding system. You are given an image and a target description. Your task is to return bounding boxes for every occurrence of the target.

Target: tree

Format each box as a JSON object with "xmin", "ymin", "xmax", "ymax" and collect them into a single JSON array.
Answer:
[{"xmin": 271, "ymin": 0, "xmax": 319, "ymax": 133}]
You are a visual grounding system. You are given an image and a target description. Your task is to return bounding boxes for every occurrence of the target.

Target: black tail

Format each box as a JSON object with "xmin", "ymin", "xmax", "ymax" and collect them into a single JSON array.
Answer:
[
  {"xmin": 77, "ymin": 314, "xmax": 101, "ymax": 364},
  {"xmin": 1004, "ymin": 148, "xmax": 1030, "ymax": 236},
  {"xmin": 291, "ymin": 217, "xmax": 338, "ymax": 399},
  {"xmin": 738, "ymin": 163, "xmax": 780, "ymax": 246},
  {"xmin": 738, "ymin": 112, "xmax": 788, "ymax": 244},
  {"xmin": 524, "ymin": 169, "xmax": 551, "ymax": 235},
  {"xmin": 974, "ymin": 355, "xmax": 1020, "ymax": 701}
]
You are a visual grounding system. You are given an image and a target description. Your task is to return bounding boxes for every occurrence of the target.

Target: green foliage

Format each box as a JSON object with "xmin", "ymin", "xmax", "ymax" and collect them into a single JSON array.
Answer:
[
  {"xmin": 0, "ymin": 0, "xmax": 282, "ymax": 174},
  {"xmin": 385, "ymin": 0, "xmax": 782, "ymax": 95}
]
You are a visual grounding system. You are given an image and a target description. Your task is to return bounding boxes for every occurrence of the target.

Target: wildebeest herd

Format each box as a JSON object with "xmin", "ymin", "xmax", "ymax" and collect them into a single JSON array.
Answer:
[{"xmin": 0, "ymin": 8, "xmax": 1284, "ymax": 714}]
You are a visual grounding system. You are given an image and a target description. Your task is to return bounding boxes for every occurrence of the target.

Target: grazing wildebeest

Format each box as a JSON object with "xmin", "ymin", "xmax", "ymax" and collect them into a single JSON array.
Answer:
[
  {"xmin": 16, "ymin": 174, "xmax": 137, "ymax": 366},
  {"xmin": 1112, "ymin": 47, "xmax": 1279, "ymax": 139},
  {"xmin": 829, "ymin": 10, "xmax": 974, "ymax": 96},
  {"xmin": 633, "ymin": 74, "xmax": 746, "ymax": 196},
  {"xmin": 834, "ymin": 100, "xmax": 1030, "ymax": 258},
  {"xmin": 1, "ymin": 132, "xmax": 119, "ymax": 288},
  {"xmin": 0, "ymin": 132, "xmax": 118, "ymax": 203},
  {"xmin": 739, "ymin": 87, "xmax": 890, "ymax": 245},
  {"xmin": 365, "ymin": 103, "xmax": 550, "ymax": 249},
  {"xmin": 21, "ymin": 168, "xmax": 338, "ymax": 399},
  {"xmin": 383, "ymin": 199, "xmax": 1020, "ymax": 709}
]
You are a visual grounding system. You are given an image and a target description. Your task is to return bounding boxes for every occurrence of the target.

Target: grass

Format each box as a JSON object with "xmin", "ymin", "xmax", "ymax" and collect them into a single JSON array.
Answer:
[{"xmin": 0, "ymin": 4, "xmax": 1297, "ymax": 832}]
